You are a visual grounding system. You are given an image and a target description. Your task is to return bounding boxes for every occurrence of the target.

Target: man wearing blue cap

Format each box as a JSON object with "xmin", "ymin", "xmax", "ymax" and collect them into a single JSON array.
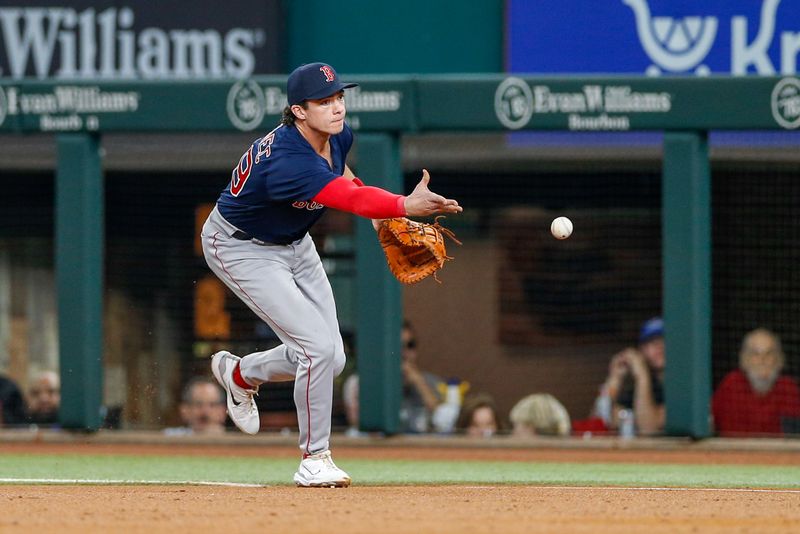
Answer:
[
  {"xmin": 594, "ymin": 317, "xmax": 666, "ymax": 436},
  {"xmin": 201, "ymin": 63, "xmax": 461, "ymax": 487}
]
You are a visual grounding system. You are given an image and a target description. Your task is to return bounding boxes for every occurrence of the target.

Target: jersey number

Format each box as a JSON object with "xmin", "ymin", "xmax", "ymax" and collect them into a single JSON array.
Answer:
[
  {"xmin": 230, "ymin": 147, "xmax": 253, "ymax": 197},
  {"xmin": 230, "ymin": 127, "xmax": 279, "ymax": 196}
]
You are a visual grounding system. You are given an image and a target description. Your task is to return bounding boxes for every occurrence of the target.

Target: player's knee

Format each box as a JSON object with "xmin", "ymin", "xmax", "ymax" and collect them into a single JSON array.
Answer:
[
  {"xmin": 333, "ymin": 350, "xmax": 346, "ymax": 377},
  {"xmin": 306, "ymin": 336, "xmax": 337, "ymax": 365}
]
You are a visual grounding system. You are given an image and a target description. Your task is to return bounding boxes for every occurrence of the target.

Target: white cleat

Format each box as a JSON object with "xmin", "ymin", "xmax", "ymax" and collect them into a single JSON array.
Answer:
[
  {"xmin": 211, "ymin": 351, "xmax": 260, "ymax": 435},
  {"xmin": 293, "ymin": 451, "xmax": 351, "ymax": 488}
]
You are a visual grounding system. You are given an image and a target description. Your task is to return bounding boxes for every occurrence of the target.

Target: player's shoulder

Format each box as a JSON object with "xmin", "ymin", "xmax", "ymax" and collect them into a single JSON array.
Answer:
[
  {"xmin": 258, "ymin": 123, "xmax": 290, "ymax": 145},
  {"xmin": 268, "ymin": 123, "xmax": 309, "ymax": 152},
  {"xmin": 251, "ymin": 124, "xmax": 302, "ymax": 161}
]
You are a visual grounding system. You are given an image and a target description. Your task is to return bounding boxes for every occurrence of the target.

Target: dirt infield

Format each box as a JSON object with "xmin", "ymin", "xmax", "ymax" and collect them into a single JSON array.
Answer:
[
  {"xmin": 2, "ymin": 440, "xmax": 800, "ymax": 533},
  {"xmin": 3, "ymin": 484, "xmax": 800, "ymax": 534}
]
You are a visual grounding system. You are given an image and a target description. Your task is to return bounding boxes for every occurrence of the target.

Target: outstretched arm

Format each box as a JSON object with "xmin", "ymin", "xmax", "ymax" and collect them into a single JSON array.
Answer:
[
  {"xmin": 313, "ymin": 168, "xmax": 462, "ymax": 223},
  {"xmin": 403, "ymin": 169, "xmax": 462, "ymax": 217},
  {"xmin": 313, "ymin": 176, "xmax": 407, "ymax": 219},
  {"xmin": 342, "ymin": 166, "xmax": 386, "ymax": 231}
]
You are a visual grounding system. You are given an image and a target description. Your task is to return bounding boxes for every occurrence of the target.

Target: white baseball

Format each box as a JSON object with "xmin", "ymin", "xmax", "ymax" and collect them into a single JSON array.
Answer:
[{"xmin": 550, "ymin": 216, "xmax": 573, "ymax": 240}]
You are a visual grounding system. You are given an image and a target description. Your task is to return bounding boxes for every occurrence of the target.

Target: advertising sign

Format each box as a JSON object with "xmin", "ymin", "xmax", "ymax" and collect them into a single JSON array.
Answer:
[
  {"xmin": 0, "ymin": 77, "xmax": 415, "ymax": 133},
  {"xmin": 508, "ymin": 0, "xmax": 800, "ymax": 76},
  {"xmin": 0, "ymin": 1, "xmax": 283, "ymax": 80},
  {"xmin": 417, "ymin": 76, "xmax": 800, "ymax": 131}
]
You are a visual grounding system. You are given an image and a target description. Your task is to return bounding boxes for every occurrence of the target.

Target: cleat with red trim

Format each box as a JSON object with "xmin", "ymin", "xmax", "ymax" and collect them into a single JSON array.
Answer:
[{"xmin": 211, "ymin": 351, "xmax": 260, "ymax": 435}]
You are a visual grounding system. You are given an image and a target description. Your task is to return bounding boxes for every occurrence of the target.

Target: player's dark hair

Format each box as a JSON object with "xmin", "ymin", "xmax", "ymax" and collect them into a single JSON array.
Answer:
[{"xmin": 281, "ymin": 103, "xmax": 308, "ymax": 126}]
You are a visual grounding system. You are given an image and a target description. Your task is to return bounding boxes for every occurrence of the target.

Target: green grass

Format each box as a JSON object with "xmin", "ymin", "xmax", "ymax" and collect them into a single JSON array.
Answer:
[{"xmin": 1, "ymin": 453, "xmax": 799, "ymax": 488}]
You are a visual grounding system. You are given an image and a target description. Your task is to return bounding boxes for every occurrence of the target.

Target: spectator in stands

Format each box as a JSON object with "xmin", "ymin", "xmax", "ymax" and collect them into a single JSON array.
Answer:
[
  {"xmin": 593, "ymin": 317, "xmax": 665, "ymax": 436},
  {"xmin": 341, "ymin": 372, "xmax": 364, "ymax": 437},
  {"xmin": 0, "ymin": 372, "xmax": 27, "ymax": 427},
  {"xmin": 712, "ymin": 328, "xmax": 800, "ymax": 436},
  {"xmin": 165, "ymin": 377, "xmax": 227, "ymax": 435},
  {"xmin": 510, "ymin": 393, "xmax": 571, "ymax": 437},
  {"xmin": 399, "ymin": 320, "xmax": 444, "ymax": 433},
  {"xmin": 343, "ymin": 321, "xmax": 445, "ymax": 434},
  {"xmin": 455, "ymin": 392, "xmax": 500, "ymax": 438},
  {"xmin": 26, "ymin": 370, "xmax": 60, "ymax": 426}
]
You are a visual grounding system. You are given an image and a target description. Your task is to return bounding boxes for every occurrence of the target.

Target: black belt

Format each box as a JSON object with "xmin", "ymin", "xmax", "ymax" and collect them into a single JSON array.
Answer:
[
  {"xmin": 231, "ymin": 230, "xmax": 254, "ymax": 241},
  {"xmin": 231, "ymin": 230, "xmax": 283, "ymax": 246}
]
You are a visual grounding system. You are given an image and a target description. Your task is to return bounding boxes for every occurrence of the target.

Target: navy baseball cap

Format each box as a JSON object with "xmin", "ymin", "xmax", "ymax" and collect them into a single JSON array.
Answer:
[
  {"xmin": 287, "ymin": 62, "xmax": 358, "ymax": 105},
  {"xmin": 638, "ymin": 317, "xmax": 664, "ymax": 343}
]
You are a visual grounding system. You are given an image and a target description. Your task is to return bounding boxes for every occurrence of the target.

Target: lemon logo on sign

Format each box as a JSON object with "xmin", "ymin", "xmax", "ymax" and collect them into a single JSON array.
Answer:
[
  {"xmin": 623, "ymin": 0, "xmax": 718, "ymax": 76},
  {"xmin": 772, "ymin": 77, "xmax": 800, "ymax": 130},
  {"xmin": 495, "ymin": 77, "xmax": 533, "ymax": 130},
  {"xmin": 227, "ymin": 80, "xmax": 265, "ymax": 132}
]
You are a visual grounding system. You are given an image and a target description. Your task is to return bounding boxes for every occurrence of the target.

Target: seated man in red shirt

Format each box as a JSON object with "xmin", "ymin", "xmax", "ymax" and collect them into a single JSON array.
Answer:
[{"xmin": 712, "ymin": 328, "xmax": 800, "ymax": 436}]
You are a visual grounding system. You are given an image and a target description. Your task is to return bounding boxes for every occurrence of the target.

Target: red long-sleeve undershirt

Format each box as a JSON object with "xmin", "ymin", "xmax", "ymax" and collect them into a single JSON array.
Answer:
[{"xmin": 312, "ymin": 176, "xmax": 406, "ymax": 218}]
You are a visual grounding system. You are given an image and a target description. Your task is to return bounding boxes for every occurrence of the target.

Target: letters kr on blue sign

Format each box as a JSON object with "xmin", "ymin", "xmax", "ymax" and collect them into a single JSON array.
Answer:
[{"xmin": 508, "ymin": 0, "xmax": 800, "ymax": 75}]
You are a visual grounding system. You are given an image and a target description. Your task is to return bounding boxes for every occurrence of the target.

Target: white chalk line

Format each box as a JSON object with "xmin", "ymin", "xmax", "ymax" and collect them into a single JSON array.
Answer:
[
  {"xmin": 0, "ymin": 478, "xmax": 266, "ymax": 487},
  {"xmin": 462, "ymin": 485, "xmax": 800, "ymax": 494},
  {"xmin": 1, "ymin": 479, "xmax": 799, "ymax": 493}
]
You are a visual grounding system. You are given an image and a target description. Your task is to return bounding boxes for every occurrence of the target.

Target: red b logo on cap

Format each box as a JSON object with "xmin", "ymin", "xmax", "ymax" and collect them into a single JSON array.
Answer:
[{"xmin": 319, "ymin": 65, "xmax": 335, "ymax": 82}]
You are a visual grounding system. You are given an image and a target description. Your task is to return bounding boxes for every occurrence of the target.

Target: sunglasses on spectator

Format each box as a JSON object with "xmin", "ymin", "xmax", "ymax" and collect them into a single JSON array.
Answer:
[
  {"xmin": 744, "ymin": 347, "xmax": 779, "ymax": 357},
  {"xmin": 188, "ymin": 400, "xmax": 224, "ymax": 408}
]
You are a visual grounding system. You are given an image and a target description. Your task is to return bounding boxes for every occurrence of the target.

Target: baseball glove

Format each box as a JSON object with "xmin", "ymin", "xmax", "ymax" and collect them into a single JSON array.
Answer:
[{"xmin": 378, "ymin": 216, "xmax": 461, "ymax": 284}]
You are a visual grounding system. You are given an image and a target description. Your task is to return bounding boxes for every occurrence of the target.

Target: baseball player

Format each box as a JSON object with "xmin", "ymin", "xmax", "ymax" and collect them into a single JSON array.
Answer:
[{"xmin": 201, "ymin": 62, "xmax": 461, "ymax": 487}]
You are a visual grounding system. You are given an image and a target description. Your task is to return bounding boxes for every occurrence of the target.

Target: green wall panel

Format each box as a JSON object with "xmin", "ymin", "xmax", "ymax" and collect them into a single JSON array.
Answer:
[{"xmin": 287, "ymin": 0, "xmax": 503, "ymax": 74}]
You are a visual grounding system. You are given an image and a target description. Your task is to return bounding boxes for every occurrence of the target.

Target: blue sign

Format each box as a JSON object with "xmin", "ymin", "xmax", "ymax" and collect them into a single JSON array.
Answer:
[{"xmin": 508, "ymin": 0, "xmax": 800, "ymax": 75}]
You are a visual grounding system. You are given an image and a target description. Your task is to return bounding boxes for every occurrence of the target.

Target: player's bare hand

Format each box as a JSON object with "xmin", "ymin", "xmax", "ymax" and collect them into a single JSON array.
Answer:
[{"xmin": 404, "ymin": 169, "xmax": 462, "ymax": 217}]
